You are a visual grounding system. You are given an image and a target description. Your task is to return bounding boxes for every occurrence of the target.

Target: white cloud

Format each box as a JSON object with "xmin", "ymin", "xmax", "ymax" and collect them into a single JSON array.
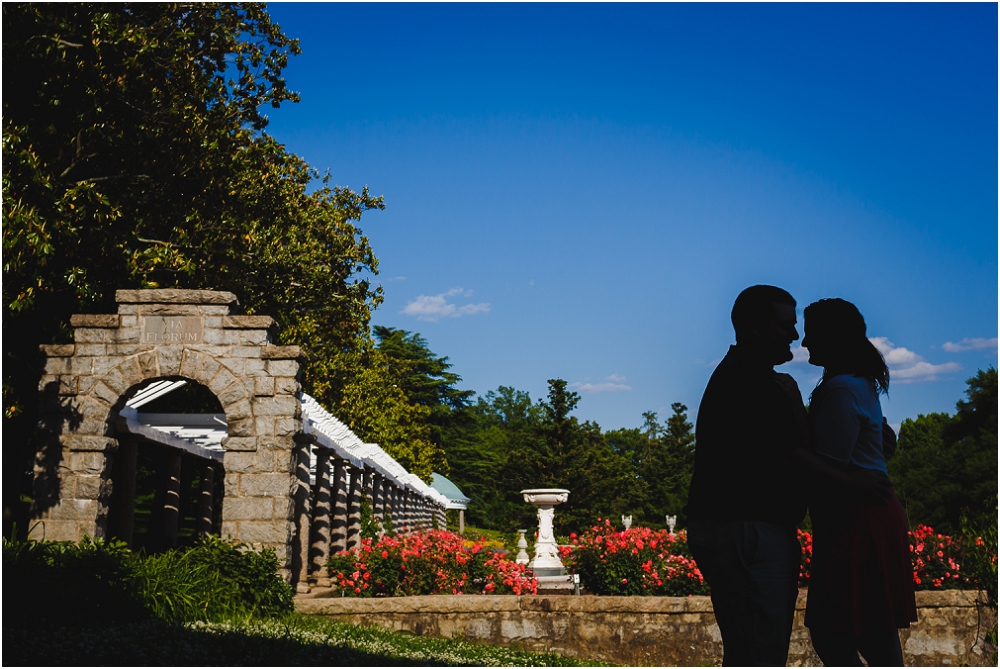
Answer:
[
  {"xmin": 789, "ymin": 344, "xmax": 810, "ymax": 363},
  {"xmin": 869, "ymin": 337, "xmax": 961, "ymax": 383},
  {"xmin": 942, "ymin": 337, "xmax": 998, "ymax": 353},
  {"xmin": 570, "ymin": 375, "xmax": 632, "ymax": 393},
  {"xmin": 401, "ymin": 288, "xmax": 489, "ymax": 322}
]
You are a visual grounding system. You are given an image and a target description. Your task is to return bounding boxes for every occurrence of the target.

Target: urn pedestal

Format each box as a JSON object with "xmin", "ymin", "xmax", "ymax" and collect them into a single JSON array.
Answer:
[{"xmin": 521, "ymin": 488, "xmax": 569, "ymax": 578}]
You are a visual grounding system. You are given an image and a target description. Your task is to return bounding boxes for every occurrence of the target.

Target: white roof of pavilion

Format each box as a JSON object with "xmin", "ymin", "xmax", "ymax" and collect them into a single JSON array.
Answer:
[
  {"xmin": 300, "ymin": 393, "xmax": 448, "ymax": 503},
  {"xmin": 116, "ymin": 406, "xmax": 226, "ymax": 462},
  {"xmin": 113, "ymin": 385, "xmax": 447, "ymax": 504}
]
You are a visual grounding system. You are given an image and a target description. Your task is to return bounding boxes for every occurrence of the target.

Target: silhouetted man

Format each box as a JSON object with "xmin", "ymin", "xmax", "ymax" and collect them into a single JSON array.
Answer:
[{"xmin": 685, "ymin": 285, "xmax": 807, "ymax": 666}]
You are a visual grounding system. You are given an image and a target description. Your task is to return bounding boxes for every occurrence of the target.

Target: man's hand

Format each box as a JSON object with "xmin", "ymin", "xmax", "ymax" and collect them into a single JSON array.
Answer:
[
  {"xmin": 882, "ymin": 418, "xmax": 897, "ymax": 459},
  {"xmin": 846, "ymin": 466, "xmax": 893, "ymax": 505},
  {"xmin": 791, "ymin": 448, "xmax": 893, "ymax": 506}
]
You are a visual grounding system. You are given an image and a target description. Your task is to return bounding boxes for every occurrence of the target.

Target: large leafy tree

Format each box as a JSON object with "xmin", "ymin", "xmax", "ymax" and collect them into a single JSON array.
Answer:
[
  {"xmin": 2, "ymin": 3, "xmax": 416, "ymax": 534},
  {"xmin": 889, "ymin": 368, "xmax": 998, "ymax": 534}
]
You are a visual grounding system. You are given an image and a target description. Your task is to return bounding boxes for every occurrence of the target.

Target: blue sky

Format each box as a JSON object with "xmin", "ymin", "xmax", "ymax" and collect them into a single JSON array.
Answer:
[{"xmin": 264, "ymin": 3, "xmax": 997, "ymax": 430}]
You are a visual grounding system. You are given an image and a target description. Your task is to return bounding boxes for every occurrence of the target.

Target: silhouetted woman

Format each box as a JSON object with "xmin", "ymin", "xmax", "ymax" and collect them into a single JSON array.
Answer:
[{"xmin": 802, "ymin": 299, "xmax": 917, "ymax": 666}]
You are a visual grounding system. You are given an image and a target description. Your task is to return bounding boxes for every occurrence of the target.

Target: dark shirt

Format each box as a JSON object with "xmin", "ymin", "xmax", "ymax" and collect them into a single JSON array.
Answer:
[{"xmin": 685, "ymin": 345, "xmax": 807, "ymax": 527}]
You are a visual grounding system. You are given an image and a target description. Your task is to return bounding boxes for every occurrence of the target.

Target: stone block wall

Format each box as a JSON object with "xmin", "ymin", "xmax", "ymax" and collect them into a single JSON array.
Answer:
[
  {"xmin": 30, "ymin": 289, "xmax": 306, "ymax": 570},
  {"xmin": 296, "ymin": 590, "xmax": 996, "ymax": 666}
]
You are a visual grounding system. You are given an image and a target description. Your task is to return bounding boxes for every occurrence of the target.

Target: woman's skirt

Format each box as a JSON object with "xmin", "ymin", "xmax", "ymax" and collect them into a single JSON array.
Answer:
[{"xmin": 805, "ymin": 493, "xmax": 918, "ymax": 635}]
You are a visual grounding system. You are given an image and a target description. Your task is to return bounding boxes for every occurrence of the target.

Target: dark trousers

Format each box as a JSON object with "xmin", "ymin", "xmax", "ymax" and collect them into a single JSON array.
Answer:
[
  {"xmin": 688, "ymin": 518, "xmax": 801, "ymax": 667},
  {"xmin": 810, "ymin": 628, "xmax": 904, "ymax": 666}
]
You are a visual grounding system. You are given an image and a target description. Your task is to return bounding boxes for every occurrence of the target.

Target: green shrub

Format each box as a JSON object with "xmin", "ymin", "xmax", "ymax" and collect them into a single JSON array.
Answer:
[
  {"xmin": 3, "ymin": 535, "xmax": 145, "ymax": 625},
  {"xmin": 3, "ymin": 534, "xmax": 292, "ymax": 627},
  {"xmin": 181, "ymin": 535, "xmax": 293, "ymax": 619}
]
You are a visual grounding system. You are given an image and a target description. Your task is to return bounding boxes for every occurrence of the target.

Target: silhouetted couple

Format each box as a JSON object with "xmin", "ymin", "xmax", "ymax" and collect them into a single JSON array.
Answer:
[{"xmin": 685, "ymin": 285, "xmax": 918, "ymax": 667}]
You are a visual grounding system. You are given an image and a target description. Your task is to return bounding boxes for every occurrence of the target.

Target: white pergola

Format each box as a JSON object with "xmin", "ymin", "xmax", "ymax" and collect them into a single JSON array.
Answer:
[{"xmin": 114, "ymin": 386, "xmax": 449, "ymax": 546}]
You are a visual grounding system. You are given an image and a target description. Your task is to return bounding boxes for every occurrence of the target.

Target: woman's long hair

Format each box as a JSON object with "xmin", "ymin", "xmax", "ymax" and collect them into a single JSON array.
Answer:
[{"xmin": 804, "ymin": 298, "xmax": 890, "ymax": 395}]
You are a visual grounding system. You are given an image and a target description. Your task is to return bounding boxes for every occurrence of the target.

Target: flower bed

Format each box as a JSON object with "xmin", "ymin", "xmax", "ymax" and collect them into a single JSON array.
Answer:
[
  {"xmin": 909, "ymin": 524, "xmax": 978, "ymax": 590},
  {"xmin": 325, "ymin": 523, "xmax": 993, "ymax": 599},
  {"xmin": 327, "ymin": 529, "xmax": 538, "ymax": 597},
  {"xmin": 560, "ymin": 520, "xmax": 709, "ymax": 596},
  {"xmin": 560, "ymin": 520, "xmax": 994, "ymax": 596}
]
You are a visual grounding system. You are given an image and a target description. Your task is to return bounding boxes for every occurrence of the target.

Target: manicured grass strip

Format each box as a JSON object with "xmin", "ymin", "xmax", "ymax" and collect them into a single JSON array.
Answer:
[{"xmin": 4, "ymin": 614, "xmax": 610, "ymax": 666}]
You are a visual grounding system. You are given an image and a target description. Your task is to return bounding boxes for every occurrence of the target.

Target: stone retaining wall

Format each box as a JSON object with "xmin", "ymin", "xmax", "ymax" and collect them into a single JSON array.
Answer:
[{"xmin": 297, "ymin": 590, "xmax": 996, "ymax": 666}]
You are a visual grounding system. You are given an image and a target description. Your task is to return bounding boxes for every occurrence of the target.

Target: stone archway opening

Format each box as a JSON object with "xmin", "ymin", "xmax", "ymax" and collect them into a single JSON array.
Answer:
[{"xmin": 107, "ymin": 378, "xmax": 227, "ymax": 552}]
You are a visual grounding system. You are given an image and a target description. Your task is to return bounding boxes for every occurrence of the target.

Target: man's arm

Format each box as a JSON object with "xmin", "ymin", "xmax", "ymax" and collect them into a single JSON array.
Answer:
[{"xmin": 791, "ymin": 448, "xmax": 893, "ymax": 504}]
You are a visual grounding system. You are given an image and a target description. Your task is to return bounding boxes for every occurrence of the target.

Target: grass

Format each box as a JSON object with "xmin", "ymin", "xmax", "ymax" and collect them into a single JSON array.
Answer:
[{"xmin": 3, "ymin": 614, "xmax": 611, "ymax": 666}]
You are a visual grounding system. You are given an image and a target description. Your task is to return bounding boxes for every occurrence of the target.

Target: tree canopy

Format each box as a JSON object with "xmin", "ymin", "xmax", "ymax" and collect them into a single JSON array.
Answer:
[
  {"xmin": 888, "ymin": 368, "xmax": 998, "ymax": 534},
  {"xmin": 436, "ymin": 379, "xmax": 697, "ymax": 537},
  {"xmin": 1, "ymin": 3, "xmax": 417, "ymax": 532}
]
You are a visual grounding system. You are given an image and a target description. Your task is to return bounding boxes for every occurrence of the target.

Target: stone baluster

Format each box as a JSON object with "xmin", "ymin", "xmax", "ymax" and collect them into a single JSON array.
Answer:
[
  {"xmin": 197, "ymin": 462, "xmax": 215, "ymax": 536},
  {"xmin": 309, "ymin": 448, "xmax": 333, "ymax": 584},
  {"xmin": 387, "ymin": 481, "xmax": 397, "ymax": 532},
  {"xmin": 400, "ymin": 490, "xmax": 410, "ymax": 534},
  {"xmin": 163, "ymin": 450, "xmax": 183, "ymax": 549},
  {"xmin": 346, "ymin": 466, "xmax": 361, "ymax": 550},
  {"xmin": 372, "ymin": 471, "xmax": 384, "ymax": 534},
  {"xmin": 294, "ymin": 442, "xmax": 313, "ymax": 593},
  {"xmin": 330, "ymin": 458, "xmax": 349, "ymax": 553}
]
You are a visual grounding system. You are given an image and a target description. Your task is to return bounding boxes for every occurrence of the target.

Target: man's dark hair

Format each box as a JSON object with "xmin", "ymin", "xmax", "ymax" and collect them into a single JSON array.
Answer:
[{"xmin": 731, "ymin": 285, "xmax": 796, "ymax": 340}]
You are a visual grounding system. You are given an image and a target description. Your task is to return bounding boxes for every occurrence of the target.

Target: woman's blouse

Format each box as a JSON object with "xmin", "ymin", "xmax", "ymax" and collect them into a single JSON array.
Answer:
[{"xmin": 811, "ymin": 374, "xmax": 887, "ymax": 474}]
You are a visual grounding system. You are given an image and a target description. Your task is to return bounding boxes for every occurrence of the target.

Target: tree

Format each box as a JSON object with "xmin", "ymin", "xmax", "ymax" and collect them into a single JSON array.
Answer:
[
  {"xmin": 455, "ymin": 387, "xmax": 546, "ymax": 530},
  {"xmin": 605, "ymin": 403, "xmax": 696, "ymax": 527},
  {"xmin": 3, "ymin": 4, "xmax": 392, "ymax": 533},
  {"xmin": 889, "ymin": 368, "xmax": 998, "ymax": 534},
  {"xmin": 337, "ymin": 326, "xmax": 479, "ymax": 481},
  {"xmin": 501, "ymin": 380, "xmax": 635, "ymax": 535}
]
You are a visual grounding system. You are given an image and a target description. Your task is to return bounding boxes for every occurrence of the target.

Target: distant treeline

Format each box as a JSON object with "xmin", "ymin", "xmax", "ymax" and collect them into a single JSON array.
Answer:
[
  {"xmin": 373, "ymin": 327, "xmax": 695, "ymax": 536},
  {"xmin": 375, "ymin": 327, "xmax": 997, "ymax": 538}
]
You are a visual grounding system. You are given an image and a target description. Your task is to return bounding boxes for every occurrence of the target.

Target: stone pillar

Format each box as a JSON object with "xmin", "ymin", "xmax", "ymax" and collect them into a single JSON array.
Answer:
[
  {"xmin": 459, "ymin": 508, "xmax": 465, "ymax": 535},
  {"xmin": 309, "ymin": 449, "xmax": 332, "ymax": 584},
  {"xmin": 163, "ymin": 450, "xmax": 183, "ymax": 548},
  {"xmin": 294, "ymin": 442, "xmax": 312, "ymax": 593},
  {"xmin": 197, "ymin": 462, "xmax": 215, "ymax": 536},
  {"xmin": 115, "ymin": 440, "xmax": 139, "ymax": 546},
  {"xmin": 346, "ymin": 466, "xmax": 361, "ymax": 550},
  {"xmin": 330, "ymin": 459, "xmax": 349, "ymax": 553}
]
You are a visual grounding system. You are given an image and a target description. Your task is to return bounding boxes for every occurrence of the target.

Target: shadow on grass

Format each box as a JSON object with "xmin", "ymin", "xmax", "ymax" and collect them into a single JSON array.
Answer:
[{"xmin": 3, "ymin": 619, "xmax": 442, "ymax": 667}]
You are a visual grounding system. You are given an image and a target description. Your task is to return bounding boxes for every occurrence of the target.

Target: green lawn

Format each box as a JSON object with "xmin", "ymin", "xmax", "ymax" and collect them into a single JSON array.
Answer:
[{"xmin": 4, "ymin": 614, "xmax": 610, "ymax": 666}]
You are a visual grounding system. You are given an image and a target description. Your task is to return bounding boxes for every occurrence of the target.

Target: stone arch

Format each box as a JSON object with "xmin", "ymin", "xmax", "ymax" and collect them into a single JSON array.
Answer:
[
  {"xmin": 30, "ymin": 289, "xmax": 306, "ymax": 574},
  {"xmin": 88, "ymin": 350, "xmax": 255, "ymax": 437}
]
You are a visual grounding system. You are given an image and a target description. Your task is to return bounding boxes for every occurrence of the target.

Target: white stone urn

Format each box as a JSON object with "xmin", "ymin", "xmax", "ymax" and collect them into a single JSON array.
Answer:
[{"xmin": 521, "ymin": 488, "xmax": 570, "ymax": 575}]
